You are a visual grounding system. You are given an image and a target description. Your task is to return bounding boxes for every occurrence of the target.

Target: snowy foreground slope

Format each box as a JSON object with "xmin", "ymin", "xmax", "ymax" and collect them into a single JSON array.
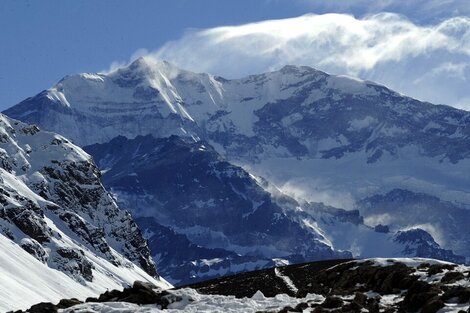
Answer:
[
  {"xmin": 4, "ymin": 57, "xmax": 470, "ymax": 281},
  {"xmin": 0, "ymin": 235, "xmax": 166, "ymax": 311},
  {"xmin": 16, "ymin": 258, "xmax": 470, "ymax": 313},
  {"xmin": 0, "ymin": 114, "xmax": 171, "ymax": 312}
]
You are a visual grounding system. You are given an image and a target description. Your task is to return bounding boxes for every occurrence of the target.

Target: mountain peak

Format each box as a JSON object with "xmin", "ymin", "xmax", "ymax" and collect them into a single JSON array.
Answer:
[
  {"xmin": 123, "ymin": 57, "xmax": 185, "ymax": 78},
  {"xmin": 128, "ymin": 56, "xmax": 169, "ymax": 71}
]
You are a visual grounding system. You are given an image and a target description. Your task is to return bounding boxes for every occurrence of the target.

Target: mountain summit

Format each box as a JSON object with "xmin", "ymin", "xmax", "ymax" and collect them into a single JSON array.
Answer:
[{"xmin": 6, "ymin": 57, "xmax": 470, "ymax": 162}]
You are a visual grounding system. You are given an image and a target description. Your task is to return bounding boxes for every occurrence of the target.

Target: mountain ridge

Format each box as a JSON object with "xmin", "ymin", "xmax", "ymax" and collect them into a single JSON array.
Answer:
[
  {"xmin": 4, "ymin": 58, "xmax": 470, "ymax": 284},
  {"xmin": 0, "ymin": 113, "xmax": 171, "ymax": 311},
  {"xmin": 83, "ymin": 134, "xmax": 465, "ymax": 284}
]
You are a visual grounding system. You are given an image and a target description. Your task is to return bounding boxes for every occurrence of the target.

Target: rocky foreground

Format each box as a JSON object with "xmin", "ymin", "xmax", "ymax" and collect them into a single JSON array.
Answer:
[{"xmin": 11, "ymin": 258, "xmax": 470, "ymax": 313}]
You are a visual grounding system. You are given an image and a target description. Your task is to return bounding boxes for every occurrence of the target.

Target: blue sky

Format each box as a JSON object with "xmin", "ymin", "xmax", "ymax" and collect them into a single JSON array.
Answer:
[
  {"xmin": 1, "ymin": 0, "xmax": 470, "ymax": 110},
  {"xmin": 0, "ymin": 0, "xmax": 310, "ymax": 109}
]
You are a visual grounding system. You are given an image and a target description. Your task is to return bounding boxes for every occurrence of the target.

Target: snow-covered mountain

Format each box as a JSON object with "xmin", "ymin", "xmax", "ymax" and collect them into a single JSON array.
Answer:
[
  {"xmin": 83, "ymin": 135, "xmax": 463, "ymax": 284},
  {"xmin": 4, "ymin": 57, "xmax": 470, "ymax": 281},
  {"xmin": 0, "ymin": 114, "xmax": 171, "ymax": 311},
  {"xmin": 84, "ymin": 135, "xmax": 351, "ymax": 284},
  {"xmin": 5, "ymin": 58, "xmax": 469, "ymax": 201},
  {"xmin": 6, "ymin": 57, "xmax": 470, "ymax": 162}
]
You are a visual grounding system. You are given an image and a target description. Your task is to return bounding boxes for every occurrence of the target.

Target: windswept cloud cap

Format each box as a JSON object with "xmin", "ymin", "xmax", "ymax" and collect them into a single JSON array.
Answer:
[{"xmin": 130, "ymin": 13, "xmax": 470, "ymax": 110}]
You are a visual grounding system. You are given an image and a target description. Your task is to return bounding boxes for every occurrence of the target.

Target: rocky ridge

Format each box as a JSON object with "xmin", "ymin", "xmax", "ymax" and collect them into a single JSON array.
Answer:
[{"xmin": 0, "ymin": 113, "xmax": 170, "ymax": 311}]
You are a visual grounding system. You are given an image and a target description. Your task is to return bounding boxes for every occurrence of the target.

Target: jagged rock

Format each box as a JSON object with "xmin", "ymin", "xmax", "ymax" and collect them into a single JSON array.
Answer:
[
  {"xmin": 26, "ymin": 302, "xmax": 57, "ymax": 313},
  {"xmin": 402, "ymin": 281, "xmax": 440, "ymax": 311},
  {"xmin": 56, "ymin": 298, "xmax": 82, "ymax": 309},
  {"xmin": 0, "ymin": 114, "xmax": 158, "ymax": 281},
  {"xmin": 441, "ymin": 271, "xmax": 465, "ymax": 283},
  {"xmin": 321, "ymin": 296, "xmax": 343, "ymax": 308},
  {"xmin": 55, "ymin": 247, "xmax": 94, "ymax": 282},
  {"xmin": 20, "ymin": 238, "xmax": 48, "ymax": 263},
  {"xmin": 428, "ymin": 263, "xmax": 456, "ymax": 275},
  {"xmin": 421, "ymin": 300, "xmax": 445, "ymax": 313},
  {"xmin": 441, "ymin": 286, "xmax": 470, "ymax": 303},
  {"xmin": 5, "ymin": 206, "xmax": 52, "ymax": 244}
]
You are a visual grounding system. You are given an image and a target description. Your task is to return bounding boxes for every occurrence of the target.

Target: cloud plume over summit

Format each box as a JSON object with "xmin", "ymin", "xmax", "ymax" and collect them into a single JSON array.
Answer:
[{"xmin": 117, "ymin": 13, "xmax": 470, "ymax": 110}]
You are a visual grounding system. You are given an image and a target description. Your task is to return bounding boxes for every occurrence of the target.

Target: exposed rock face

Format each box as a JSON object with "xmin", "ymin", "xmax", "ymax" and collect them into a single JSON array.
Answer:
[
  {"xmin": 0, "ymin": 113, "xmax": 169, "ymax": 304},
  {"xmin": 85, "ymin": 135, "xmax": 351, "ymax": 285}
]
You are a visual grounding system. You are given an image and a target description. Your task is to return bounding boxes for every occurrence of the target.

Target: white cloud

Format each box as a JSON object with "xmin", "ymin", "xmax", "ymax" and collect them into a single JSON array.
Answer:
[
  {"xmin": 101, "ymin": 48, "xmax": 150, "ymax": 74},
  {"xmin": 414, "ymin": 62, "xmax": 469, "ymax": 84},
  {"xmin": 153, "ymin": 13, "xmax": 457, "ymax": 75},
  {"xmin": 295, "ymin": 0, "xmax": 470, "ymax": 23},
  {"xmin": 279, "ymin": 178, "xmax": 356, "ymax": 210},
  {"xmin": 113, "ymin": 12, "xmax": 470, "ymax": 110},
  {"xmin": 363, "ymin": 213, "xmax": 394, "ymax": 227},
  {"xmin": 105, "ymin": 60, "xmax": 127, "ymax": 74}
]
